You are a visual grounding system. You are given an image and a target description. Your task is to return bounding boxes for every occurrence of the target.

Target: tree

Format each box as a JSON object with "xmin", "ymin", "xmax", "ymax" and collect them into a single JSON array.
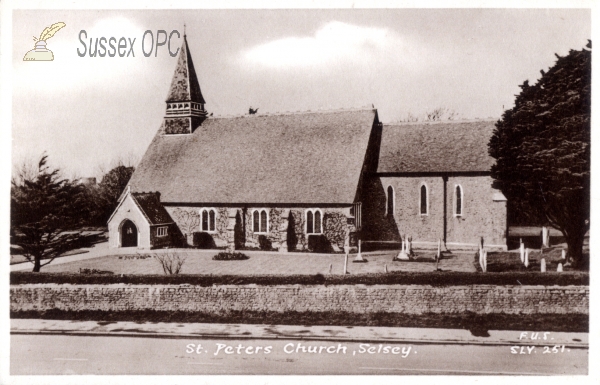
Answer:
[
  {"xmin": 425, "ymin": 107, "xmax": 458, "ymax": 121},
  {"xmin": 95, "ymin": 165, "xmax": 135, "ymax": 224},
  {"xmin": 171, "ymin": 208, "xmax": 200, "ymax": 245},
  {"xmin": 11, "ymin": 155, "xmax": 89, "ymax": 272},
  {"xmin": 489, "ymin": 41, "xmax": 591, "ymax": 267}
]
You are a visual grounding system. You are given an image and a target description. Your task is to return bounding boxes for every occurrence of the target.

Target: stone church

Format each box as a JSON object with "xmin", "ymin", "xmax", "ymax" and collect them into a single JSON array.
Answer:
[{"xmin": 108, "ymin": 35, "xmax": 507, "ymax": 252}]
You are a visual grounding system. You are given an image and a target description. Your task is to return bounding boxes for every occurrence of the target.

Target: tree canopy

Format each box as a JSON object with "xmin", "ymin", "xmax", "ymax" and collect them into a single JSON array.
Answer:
[
  {"xmin": 11, "ymin": 155, "xmax": 89, "ymax": 272},
  {"xmin": 85, "ymin": 164, "xmax": 135, "ymax": 225},
  {"xmin": 489, "ymin": 41, "xmax": 590, "ymax": 267}
]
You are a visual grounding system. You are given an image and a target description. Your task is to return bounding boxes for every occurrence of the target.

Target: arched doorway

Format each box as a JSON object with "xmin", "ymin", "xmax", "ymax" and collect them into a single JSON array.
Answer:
[{"xmin": 121, "ymin": 219, "xmax": 138, "ymax": 247}]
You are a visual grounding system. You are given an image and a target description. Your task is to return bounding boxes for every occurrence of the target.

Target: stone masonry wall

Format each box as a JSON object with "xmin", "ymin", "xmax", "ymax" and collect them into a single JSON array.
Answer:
[
  {"xmin": 363, "ymin": 175, "xmax": 507, "ymax": 249},
  {"xmin": 165, "ymin": 206, "xmax": 354, "ymax": 251},
  {"xmin": 446, "ymin": 176, "xmax": 507, "ymax": 248},
  {"xmin": 10, "ymin": 284, "xmax": 588, "ymax": 315}
]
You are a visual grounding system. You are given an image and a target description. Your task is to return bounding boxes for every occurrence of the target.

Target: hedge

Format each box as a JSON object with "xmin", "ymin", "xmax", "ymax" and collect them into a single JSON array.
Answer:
[{"xmin": 10, "ymin": 271, "xmax": 589, "ymax": 286}]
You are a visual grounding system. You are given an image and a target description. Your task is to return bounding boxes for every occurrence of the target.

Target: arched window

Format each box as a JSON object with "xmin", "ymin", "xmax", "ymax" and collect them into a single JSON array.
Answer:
[
  {"xmin": 420, "ymin": 184, "xmax": 428, "ymax": 215},
  {"xmin": 306, "ymin": 209, "xmax": 323, "ymax": 234},
  {"xmin": 455, "ymin": 185, "xmax": 463, "ymax": 216},
  {"xmin": 201, "ymin": 209, "xmax": 208, "ymax": 230},
  {"xmin": 387, "ymin": 186, "xmax": 394, "ymax": 218},
  {"xmin": 253, "ymin": 209, "xmax": 269, "ymax": 233},
  {"xmin": 253, "ymin": 210, "xmax": 260, "ymax": 232},
  {"xmin": 260, "ymin": 210, "xmax": 267, "ymax": 233},
  {"xmin": 314, "ymin": 211, "xmax": 321, "ymax": 233},
  {"xmin": 200, "ymin": 208, "xmax": 216, "ymax": 232}
]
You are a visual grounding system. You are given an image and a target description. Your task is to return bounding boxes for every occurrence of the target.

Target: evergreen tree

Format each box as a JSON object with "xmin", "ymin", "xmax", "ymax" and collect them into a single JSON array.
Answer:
[
  {"xmin": 11, "ymin": 155, "xmax": 89, "ymax": 272},
  {"xmin": 96, "ymin": 165, "xmax": 135, "ymax": 223},
  {"xmin": 489, "ymin": 41, "xmax": 591, "ymax": 267}
]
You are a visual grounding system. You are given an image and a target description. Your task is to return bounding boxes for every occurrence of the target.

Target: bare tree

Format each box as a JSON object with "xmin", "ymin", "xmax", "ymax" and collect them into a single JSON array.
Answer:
[
  {"xmin": 153, "ymin": 252, "xmax": 187, "ymax": 275},
  {"xmin": 425, "ymin": 107, "xmax": 459, "ymax": 121},
  {"xmin": 401, "ymin": 112, "xmax": 419, "ymax": 122},
  {"xmin": 172, "ymin": 208, "xmax": 200, "ymax": 244}
]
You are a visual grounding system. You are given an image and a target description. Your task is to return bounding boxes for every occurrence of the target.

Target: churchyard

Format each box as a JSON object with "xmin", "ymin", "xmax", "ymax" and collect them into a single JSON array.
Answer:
[{"xmin": 38, "ymin": 248, "xmax": 477, "ymax": 275}]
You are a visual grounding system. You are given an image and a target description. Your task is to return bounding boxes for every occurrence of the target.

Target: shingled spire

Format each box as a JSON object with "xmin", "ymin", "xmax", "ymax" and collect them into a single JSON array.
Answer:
[{"xmin": 163, "ymin": 34, "xmax": 207, "ymax": 134}]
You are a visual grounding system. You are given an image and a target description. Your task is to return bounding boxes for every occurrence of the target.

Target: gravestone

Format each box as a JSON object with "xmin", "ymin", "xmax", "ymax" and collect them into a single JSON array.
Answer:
[{"xmin": 540, "ymin": 258, "xmax": 546, "ymax": 272}]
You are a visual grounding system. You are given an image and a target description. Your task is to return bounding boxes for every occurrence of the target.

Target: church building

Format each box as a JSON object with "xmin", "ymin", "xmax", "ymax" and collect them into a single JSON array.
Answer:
[{"xmin": 108, "ymin": 35, "xmax": 507, "ymax": 252}]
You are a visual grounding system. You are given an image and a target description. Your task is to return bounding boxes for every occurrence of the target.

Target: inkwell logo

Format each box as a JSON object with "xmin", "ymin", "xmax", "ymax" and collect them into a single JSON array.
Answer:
[{"xmin": 23, "ymin": 22, "xmax": 66, "ymax": 61}]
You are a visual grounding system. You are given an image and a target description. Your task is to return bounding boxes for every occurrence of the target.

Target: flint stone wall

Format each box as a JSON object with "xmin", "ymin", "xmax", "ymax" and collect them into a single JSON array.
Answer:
[
  {"xmin": 10, "ymin": 284, "xmax": 588, "ymax": 315},
  {"xmin": 165, "ymin": 206, "xmax": 354, "ymax": 251}
]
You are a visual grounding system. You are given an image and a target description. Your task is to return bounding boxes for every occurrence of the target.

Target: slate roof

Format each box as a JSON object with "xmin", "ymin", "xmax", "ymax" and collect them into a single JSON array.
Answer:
[
  {"xmin": 131, "ymin": 192, "xmax": 174, "ymax": 225},
  {"xmin": 165, "ymin": 35, "xmax": 205, "ymax": 104},
  {"xmin": 128, "ymin": 109, "xmax": 378, "ymax": 204},
  {"xmin": 377, "ymin": 120, "xmax": 496, "ymax": 174}
]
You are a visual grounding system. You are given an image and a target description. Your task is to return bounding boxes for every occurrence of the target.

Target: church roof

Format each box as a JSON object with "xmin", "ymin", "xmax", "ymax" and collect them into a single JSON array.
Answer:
[
  {"xmin": 377, "ymin": 120, "xmax": 496, "ymax": 174},
  {"xmin": 128, "ymin": 109, "xmax": 378, "ymax": 205},
  {"xmin": 131, "ymin": 192, "xmax": 174, "ymax": 225},
  {"xmin": 165, "ymin": 35, "xmax": 205, "ymax": 104}
]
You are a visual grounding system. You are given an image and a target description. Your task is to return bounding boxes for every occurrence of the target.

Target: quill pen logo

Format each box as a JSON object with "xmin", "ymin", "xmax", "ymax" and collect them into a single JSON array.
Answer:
[{"xmin": 23, "ymin": 22, "xmax": 66, "ymax": 61}]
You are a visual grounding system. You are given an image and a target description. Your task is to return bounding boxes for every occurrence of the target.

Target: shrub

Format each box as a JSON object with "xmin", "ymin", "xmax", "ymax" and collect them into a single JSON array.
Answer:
[
  {"xmin": 10, "ymin": 271, "xmax": 588, "ymax": 286},
  {"xmin": 213, "ymin": 252, "xmax": 249, "ymax": 261},
  {"xmin": 152, "ymin": 252, "xmax": 186, "ymax": 275},
  {"xmin": 192, "ymin": 232, "xmax": 217, "ymax": 249},
  {"xmin": 79, "ymin": 268, "xmax": 114, "ymax": 275},
  {"xmin": 258, "ymin": 235, "xmax": 273, "ymax": 251},
  {"xmin": 308, "ymin": 234, "xmax": 331, "ymax": 253}
]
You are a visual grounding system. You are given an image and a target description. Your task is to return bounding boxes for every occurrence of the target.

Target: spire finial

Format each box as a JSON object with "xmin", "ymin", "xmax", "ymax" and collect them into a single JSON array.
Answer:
[{"xmin": 184, "ymin": 23, "xmax": 186, "ymax": 37}]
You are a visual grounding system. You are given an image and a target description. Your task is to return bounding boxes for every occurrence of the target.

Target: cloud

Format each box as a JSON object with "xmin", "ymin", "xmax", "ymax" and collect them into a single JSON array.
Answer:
[{"xmin": 243, "ymin": 21, "xmax": 424, "ymax": 70}]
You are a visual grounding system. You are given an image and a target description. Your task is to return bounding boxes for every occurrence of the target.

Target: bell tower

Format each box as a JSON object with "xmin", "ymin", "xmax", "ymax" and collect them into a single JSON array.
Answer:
[{"xmin": 163, "ymin": 33, "xmax": 207, "ymax": 134}]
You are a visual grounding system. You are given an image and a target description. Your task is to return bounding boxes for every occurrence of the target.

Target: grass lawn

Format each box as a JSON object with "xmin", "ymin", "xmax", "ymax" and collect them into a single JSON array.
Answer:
[{"xmin": 40, "ymin": 249, "xmax": 477, "ymax": 275}]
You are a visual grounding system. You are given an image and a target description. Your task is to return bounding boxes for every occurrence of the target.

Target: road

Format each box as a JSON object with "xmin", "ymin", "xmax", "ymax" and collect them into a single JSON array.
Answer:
[{"xmin": 11, "ymin": 334, "xmax": 587, "ymax": 375}]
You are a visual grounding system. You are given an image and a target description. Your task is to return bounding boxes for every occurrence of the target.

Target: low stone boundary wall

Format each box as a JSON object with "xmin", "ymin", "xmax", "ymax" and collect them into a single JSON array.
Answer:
[{"xmin": 10, "ymin": 284, "xmax": 588, "ymax": 315}]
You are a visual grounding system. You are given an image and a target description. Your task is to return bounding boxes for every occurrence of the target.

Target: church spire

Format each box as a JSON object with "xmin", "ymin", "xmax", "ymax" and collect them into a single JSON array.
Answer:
[{"xmin": 163, "ymin": 34, "xmax": 207, "ymax": 134}]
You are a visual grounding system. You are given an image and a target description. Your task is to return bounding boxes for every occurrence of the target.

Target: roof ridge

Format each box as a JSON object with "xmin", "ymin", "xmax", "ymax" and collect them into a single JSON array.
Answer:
[
  {"xmin": 383, "ymin": 118, "xmax": 497, "ymax": 126},
  {"xmin": 211, "ymin": 106, "xmax": 375, "ymax": 119}
]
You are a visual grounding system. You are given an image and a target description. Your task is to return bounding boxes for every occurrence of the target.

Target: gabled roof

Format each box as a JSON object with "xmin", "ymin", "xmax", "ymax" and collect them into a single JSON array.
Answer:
[
  {"xmin": 128, "ymin": 109, "xmax": 378, "ymax": 204},
  {"xmin": 165, "ymin": 35, "xmax": 205, "ymax": 104},
  {"xmin": 377, "ymin": 120, "xmax": 496, "ymax": 174},
  {"xmin": 131, "ymin": 192, "xmax": 174, "ymax": 225}
]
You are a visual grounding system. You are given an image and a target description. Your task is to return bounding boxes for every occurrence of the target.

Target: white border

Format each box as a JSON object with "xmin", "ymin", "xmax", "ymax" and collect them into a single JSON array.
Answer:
[{"xmin": 1, "ymin": 2, "xmax": 598, "ymax": 385}]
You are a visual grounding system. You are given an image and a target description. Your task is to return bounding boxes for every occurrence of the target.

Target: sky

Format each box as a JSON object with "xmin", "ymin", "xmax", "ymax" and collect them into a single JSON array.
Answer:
[{"xmin": 10, "ymin": 8, "xmax": 591, "ymax": 179}]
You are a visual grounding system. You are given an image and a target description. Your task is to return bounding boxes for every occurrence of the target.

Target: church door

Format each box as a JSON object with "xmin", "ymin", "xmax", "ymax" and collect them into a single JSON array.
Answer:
[{"xmin": 121, "ymin": 220, "xmax": 138, "ymax": 247}]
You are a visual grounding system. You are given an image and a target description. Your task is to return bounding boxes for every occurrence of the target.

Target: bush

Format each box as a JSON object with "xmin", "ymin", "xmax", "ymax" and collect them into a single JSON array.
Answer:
[
  {"xmin": 258, "ymin": 235, "xmax": 273, "ymax": 251},
  {"xmin": 192, "ymin": 232, "xmax": 217, "ymax": 249},
  {"xmin": 213, "ymin": 252, "xmax": 249, "ymax": 261},
  {"xmin": 151, "ymin": 253, "xmax": 186, "ymax": 275},
  {"xmin": 307, "ymin": 234, "xmax": 331, "ymax": 253},
  {"xmin": 79, "ymin": 268, "xmax": 114, "ymax": 275},
  {"xmin": 10, "ymin": 271, "xmax": 589, "ymax": 286}
]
